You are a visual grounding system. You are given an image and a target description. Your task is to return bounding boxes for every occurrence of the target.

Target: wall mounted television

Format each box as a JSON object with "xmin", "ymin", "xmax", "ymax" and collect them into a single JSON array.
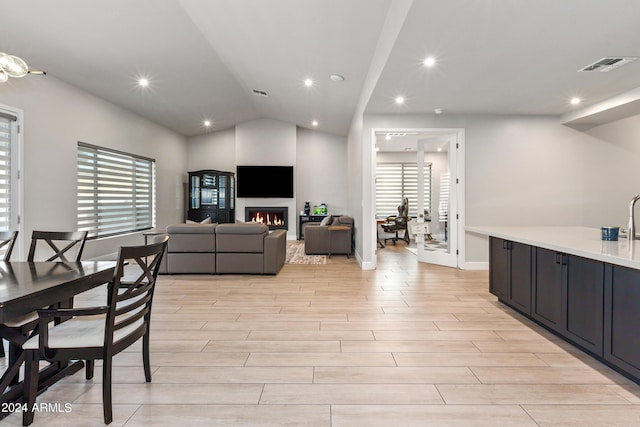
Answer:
[{"xmin": 236, "ymin": 165, "xmax": 294, "ymax": 198}]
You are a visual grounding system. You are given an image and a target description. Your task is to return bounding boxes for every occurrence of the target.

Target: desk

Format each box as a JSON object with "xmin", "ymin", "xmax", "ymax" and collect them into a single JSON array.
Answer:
[{"xmin": 0, "ymin": 261, "xmax": 116, "ymax": 417}]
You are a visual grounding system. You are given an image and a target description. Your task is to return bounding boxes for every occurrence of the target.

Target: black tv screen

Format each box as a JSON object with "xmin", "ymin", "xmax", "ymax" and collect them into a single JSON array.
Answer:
[{"xmin": 236, "ymin": 166, "xmax": 294, "ymax": 198}]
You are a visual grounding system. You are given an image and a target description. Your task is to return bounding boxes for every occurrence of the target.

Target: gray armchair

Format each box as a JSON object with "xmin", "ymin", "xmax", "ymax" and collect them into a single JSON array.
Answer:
[{"xmin": 304, "ymin": 215, "xmax": 354, "ymax": 257}]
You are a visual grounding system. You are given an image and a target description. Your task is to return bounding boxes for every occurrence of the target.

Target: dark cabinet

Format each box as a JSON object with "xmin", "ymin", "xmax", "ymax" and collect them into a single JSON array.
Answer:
[
  {"xmin": 188, "ymin": 170, "xmax": 235, "ymax": 223},
  {"xmin": 604, "ymin": 265, "xmax": 640, "ymax": 378},
  {"xmin": 533, "ymin": 248, "xmax": 604, "ymax": 355},
  {"xmin": 564, "ymin": 254, "xmax": 604, "ymax": 356},
  {"xmin": 489, "ymin": 237, "xmax": 532, "ymax": 314},
  {"xmin": 532, "ymin": 247, "xmax": 563, "ymax": 331}
]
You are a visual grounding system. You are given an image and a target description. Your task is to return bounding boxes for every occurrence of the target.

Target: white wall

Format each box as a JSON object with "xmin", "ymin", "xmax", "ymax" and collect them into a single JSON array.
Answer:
[
  {"xmin": 361, "ymin": 113, "xmax": 640, "ymax": 266},
  {"xmin": 296, "ymin": 127, "xmax": 348, "ymax": 216},
  {"xmin": 0, "ymin": 76, "xmax": 188, "ymax": 259},
  {"xmin": 235, "ymin": 119, "xmax": 297, "ymax": 238},
  {"xmin": 347, "ymin": 114, "xmax": 366, "ymax": 266},
  {"xmin": 188, "ymin": 127, "xmax": 236, "ymax": 173}
]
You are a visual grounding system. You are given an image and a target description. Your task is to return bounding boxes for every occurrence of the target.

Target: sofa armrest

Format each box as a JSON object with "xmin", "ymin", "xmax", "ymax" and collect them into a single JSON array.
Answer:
[
  {"xmin": 264, "ymin": 230, "xmax": 286, "ymax": 274},
  {"xmin": 304, "ymin": 225, "xmax": 330, "ymax": 254}
]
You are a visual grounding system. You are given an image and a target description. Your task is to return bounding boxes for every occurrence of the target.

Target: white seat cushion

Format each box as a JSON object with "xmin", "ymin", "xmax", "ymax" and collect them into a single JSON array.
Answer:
[
  {"xmin": 23, "ymin": 315, "xmax": 144, "ymax": 350},
  {"xmin": 1, "ymin": 311, "xmax": 39, "ymax": 328}
]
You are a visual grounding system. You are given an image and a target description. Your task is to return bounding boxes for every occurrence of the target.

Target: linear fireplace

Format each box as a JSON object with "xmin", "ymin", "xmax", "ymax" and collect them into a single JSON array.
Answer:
[{"xmin": 245, "ymin": 207, "xmax": 288, "ymax": 230}]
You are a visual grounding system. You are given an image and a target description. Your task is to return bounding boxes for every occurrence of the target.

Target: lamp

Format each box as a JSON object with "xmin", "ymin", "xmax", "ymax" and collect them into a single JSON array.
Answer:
[{"xmin": 0, "ymin": 52, "xmax": 46, "ymax": 83}]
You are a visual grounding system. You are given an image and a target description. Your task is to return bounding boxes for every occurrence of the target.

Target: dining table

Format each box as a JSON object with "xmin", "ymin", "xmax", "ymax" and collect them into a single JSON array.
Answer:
[{"xmin": 0, "ymin": 260, "xmax": 116, "ymax": 420}]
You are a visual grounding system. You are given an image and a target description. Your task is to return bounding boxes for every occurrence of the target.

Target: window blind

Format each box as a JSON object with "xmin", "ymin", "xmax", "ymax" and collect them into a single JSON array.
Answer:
[
  {"xmin": 77, "ymin": 142, "xmax": 155, "ymax": 239},
  {"xmin": 439, "ymin": 172, "xmax": 449, "ymax": 222},
  {"xmin": 0, "ymin": 115, "xmax": 12, "ymax": 232},
  {"xmin": 376, "ymin": 162, "xmax": 431, "ymax": 218}
]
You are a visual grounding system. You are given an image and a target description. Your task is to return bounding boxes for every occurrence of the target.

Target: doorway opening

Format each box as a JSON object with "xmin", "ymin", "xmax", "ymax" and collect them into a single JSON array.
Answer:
[{"xmin": 372, "ymin": 128, "xmax": 464, "ymax": 268}]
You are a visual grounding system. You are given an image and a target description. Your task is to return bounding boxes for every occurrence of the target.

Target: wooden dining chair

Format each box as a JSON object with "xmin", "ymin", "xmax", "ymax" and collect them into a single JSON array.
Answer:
[
  {"xmin": 21, "ymin": 236, "xmax": 169, "ymax": 426},
  {"xmin": 0, "ymin": 231, "xmax": 88, "ymax": 374},
  {"xmin": 0, "ymin": 231, "xmax": 18, "ymax": 358},
  {"xmin": 0, "ymin": 230, "xmax": 18, "ymax": 262},
  {"xmin": 28, "ymin": 230, "xmax": 88, "ymax": 262}
]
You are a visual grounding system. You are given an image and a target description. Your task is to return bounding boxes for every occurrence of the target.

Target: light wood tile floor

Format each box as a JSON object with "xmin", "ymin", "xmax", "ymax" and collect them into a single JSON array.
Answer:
[{"xmin": 4, "ymin": 243, "xmax": 640, "ymax": 426}]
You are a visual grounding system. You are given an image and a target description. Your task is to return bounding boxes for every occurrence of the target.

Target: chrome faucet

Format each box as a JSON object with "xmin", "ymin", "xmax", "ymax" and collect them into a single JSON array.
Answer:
[{"xmin": 628, "ymin": 195, "xmax": 640, "ymax": 241}]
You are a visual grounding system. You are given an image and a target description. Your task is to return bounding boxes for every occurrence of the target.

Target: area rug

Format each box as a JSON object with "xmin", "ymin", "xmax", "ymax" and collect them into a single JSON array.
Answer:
[{"xmin": 286, "ymin": 241, "xmax": 326, "ymax": 264}]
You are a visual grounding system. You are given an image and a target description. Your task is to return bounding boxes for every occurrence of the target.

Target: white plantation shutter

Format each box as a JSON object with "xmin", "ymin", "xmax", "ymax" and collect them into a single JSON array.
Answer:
[
  {"xmin": 376, "ymin": 162, "xmax": 431, "ymax": 218},
  {"xmin": 77, "ymin": 142, "xmax": 155, "ymax": 238},
  {"xmin": 0, "ymin": 112, "xmax": 16, "ymax": 232},
  {"xmin": 439, "ymin": 172, "xmax": 449, "ymax": 222}
]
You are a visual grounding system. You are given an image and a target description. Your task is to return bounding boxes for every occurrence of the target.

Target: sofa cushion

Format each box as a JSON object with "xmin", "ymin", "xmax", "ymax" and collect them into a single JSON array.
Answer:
[
  {"xmin": 215, "ymin": 223, "xmax": 269, "ymax": 235},
  {"xmin": 166, "ymin": 224, "xmax": 217, "ymax": 253},
  {"xmin": 216, "ymin": 223, "xmax": 268, "ymax": 253},
  {"xmin": 334, "ymin": 215, "xmax": 354, "ymax": 226},
  {"xmin": 320, "ymin": 215, "xmax": 333, "ymax": 226},
  {"xmin": 167, "ymin": 224, "xmax": 217, "ymax": 234}
]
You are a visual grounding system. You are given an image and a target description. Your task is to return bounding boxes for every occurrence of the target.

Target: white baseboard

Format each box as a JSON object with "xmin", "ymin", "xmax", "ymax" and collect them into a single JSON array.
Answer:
[{"xmin": 459, "ymin": 261, "xmax": 489, "ymax": 270}]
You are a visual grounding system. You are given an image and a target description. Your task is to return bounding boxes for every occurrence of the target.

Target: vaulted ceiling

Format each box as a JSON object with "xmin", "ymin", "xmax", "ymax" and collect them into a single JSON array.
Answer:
[{"xmin": 3, "ymin": 0, "xmax": 640, "ymax": 137}]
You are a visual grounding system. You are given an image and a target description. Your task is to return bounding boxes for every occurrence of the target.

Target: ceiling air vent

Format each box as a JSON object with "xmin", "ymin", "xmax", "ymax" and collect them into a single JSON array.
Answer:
[
  {"xmin": 579, "ymin": 57, "xmax": 638, "ymax": 72},
  {"xmin": 252, "ymin": 89, "xmax": 268, "ymax": 97}
]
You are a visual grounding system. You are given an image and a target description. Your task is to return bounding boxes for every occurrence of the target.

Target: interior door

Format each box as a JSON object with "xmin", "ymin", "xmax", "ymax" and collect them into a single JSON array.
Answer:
[{"xmin": 416, "ymin": 134, "xmax": 458, "ymax": 267}]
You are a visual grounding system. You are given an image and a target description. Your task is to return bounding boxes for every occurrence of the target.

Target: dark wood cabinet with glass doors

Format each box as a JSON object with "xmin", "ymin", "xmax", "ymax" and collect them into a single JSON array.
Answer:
[{"xmin": 188, "ymin": 170, "xmax": 235, "ymax": 223}]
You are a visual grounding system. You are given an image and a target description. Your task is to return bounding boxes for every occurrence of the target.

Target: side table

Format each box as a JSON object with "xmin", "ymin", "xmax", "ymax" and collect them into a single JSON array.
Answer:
[{"xmin": 327, "ymin": 225, "xmax": 351, "ymax": 258}]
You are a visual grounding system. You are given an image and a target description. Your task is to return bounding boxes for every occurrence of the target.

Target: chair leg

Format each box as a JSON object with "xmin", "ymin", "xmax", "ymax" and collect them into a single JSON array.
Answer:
[
  {"xmin": 143, "ymin": 332, "xmax": 152, "ymax": 382},
  {"xmin": 22, "ymin": 350, "xmax": 39, "ymax": 426},
  {"xmin": 86, "ymin": 359, "xmax": 94, "ymax": 379},
  {"xmin": 102, "ymin": 357, "xmax": 113, "ymax": 424},
  {"xmin": 0, "ymin": 338, "xmax": 4, "ymax": 358},
  {"xmin": 8, "ymin": 343, "xmax": 22, "ymax": 385}
]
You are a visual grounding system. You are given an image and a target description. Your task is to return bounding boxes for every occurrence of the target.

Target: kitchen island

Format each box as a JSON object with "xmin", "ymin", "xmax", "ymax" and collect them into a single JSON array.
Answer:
[{"xmin": 468, "ymin": 226, "xmax": 640, "ymax": 384}]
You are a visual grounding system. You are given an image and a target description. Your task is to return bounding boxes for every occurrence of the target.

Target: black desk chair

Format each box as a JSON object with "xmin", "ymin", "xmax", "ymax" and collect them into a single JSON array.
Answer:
[
  {"xmin": 22, "ymin": 236, "xmax": 168, "ymax": 425},
  {"xmin": 382, "ymin": 197, "xmax": 410, "ymax": 244}
]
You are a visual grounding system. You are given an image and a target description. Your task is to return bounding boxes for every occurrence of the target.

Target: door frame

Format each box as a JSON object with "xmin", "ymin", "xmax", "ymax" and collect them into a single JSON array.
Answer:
[{"xmin": 370, "ymin": 127, "xmax": 465, "ymax": 269}]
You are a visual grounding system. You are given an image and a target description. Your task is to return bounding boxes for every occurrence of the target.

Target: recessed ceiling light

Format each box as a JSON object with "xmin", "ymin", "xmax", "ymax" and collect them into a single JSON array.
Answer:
[
  {"xmin": 570, "ymin": 97, "xmax": 581, "ymax": 105},
  {"xmin": 330, "ymin": 74, "xmax": 345, "ymax": 82},
  {"xmin": 434, "ymin": 108, "xmax": 443, "ymax": 114},
  {"xmin": 437, "ymin": 147, "xmax": 442, "ymax": 152},
  {"xmin": 138, "ymin": 78, "xmax": 149, "ymax": 87},
  {"xmin": 423, "ymin": 56, "xmax": 436, "ymax": 67},
  {"xmin": 304, "ymin": 78, "xmax": 313, "ymax": 87},
  {"xmin": 395, "ymin": 96, "xmax": 405, "ymax": 105},
  {"xmin": 385, "ymin": 134, "xmax": 391, "ymax": 141},
  {"xmin": 311, "ymin": 120, "xmax": 318, "ymax": 127},
  {"xmin": 204, "ymin": 120, "xmax": 211, "ymax": 127}
]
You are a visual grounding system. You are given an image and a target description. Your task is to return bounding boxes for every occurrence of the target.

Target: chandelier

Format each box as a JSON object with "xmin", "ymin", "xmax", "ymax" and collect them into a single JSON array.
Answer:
[{"xmin": 0, "ymin": 52, "xmax": 46, "ymax": 83}]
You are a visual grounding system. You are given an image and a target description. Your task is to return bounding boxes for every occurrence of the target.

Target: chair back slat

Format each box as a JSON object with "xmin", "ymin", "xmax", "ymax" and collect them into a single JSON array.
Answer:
[
  {"xmin": 0, "ymin": 231, "xmax": 18, "ymax": 262},
  {"xmin": 28, "ymin": 231, "xmax": 88, "ymax": 262},
  {"xmin": 106, "ymin": 236, "xmax": 168, "ymax": 342}
]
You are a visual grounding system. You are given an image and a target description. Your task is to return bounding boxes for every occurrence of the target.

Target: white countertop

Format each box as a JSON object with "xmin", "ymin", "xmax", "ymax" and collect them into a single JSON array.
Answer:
[{"xmin": 467, "ymin": 226, "xmax": 640, "ymax": 270}]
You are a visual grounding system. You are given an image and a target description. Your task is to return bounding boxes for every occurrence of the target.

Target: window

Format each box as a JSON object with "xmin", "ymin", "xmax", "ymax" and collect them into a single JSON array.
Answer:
[
  {"xmin": 77, "ymin": 142, "xmax": 155, "ymax": 239},
  {"xmin": 376, "ymin": 162, "xmax": 431, "ymax": 218},
  {"xmin": 0, "ymin": 109, "xmax": 19, "ymax": 234}
]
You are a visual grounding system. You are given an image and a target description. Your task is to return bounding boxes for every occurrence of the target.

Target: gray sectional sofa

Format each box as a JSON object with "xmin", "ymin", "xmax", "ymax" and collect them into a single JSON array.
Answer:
[{"xmin": 159, "ymin": 223, "xmax": 286, "ymax": 274}]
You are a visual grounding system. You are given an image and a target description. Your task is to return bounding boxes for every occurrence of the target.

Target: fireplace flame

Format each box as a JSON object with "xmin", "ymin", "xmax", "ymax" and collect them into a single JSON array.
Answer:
[{"xmin": 250, "ymin": 212, "xmax": 284, "ymax": 226}]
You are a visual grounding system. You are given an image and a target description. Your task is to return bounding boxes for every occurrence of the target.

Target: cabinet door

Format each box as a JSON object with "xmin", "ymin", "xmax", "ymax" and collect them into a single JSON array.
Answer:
[
  {"xmin": 564, "ymin": 255, "xmax": 604, "ymax": 356},
  {"xmin": 532, "ymin": 247, "xmax": 563, "ymax": 331},
  {"xmin": 489, "ymin": 237, "xmax": 509, "ymax": 300},
  {"xmin": 604, "ymin": 265, "xmax": 640, "ymax": 378},
  {"xmin": 509, "ymin": 242, "xmax": 532, "ymax": 314}
]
